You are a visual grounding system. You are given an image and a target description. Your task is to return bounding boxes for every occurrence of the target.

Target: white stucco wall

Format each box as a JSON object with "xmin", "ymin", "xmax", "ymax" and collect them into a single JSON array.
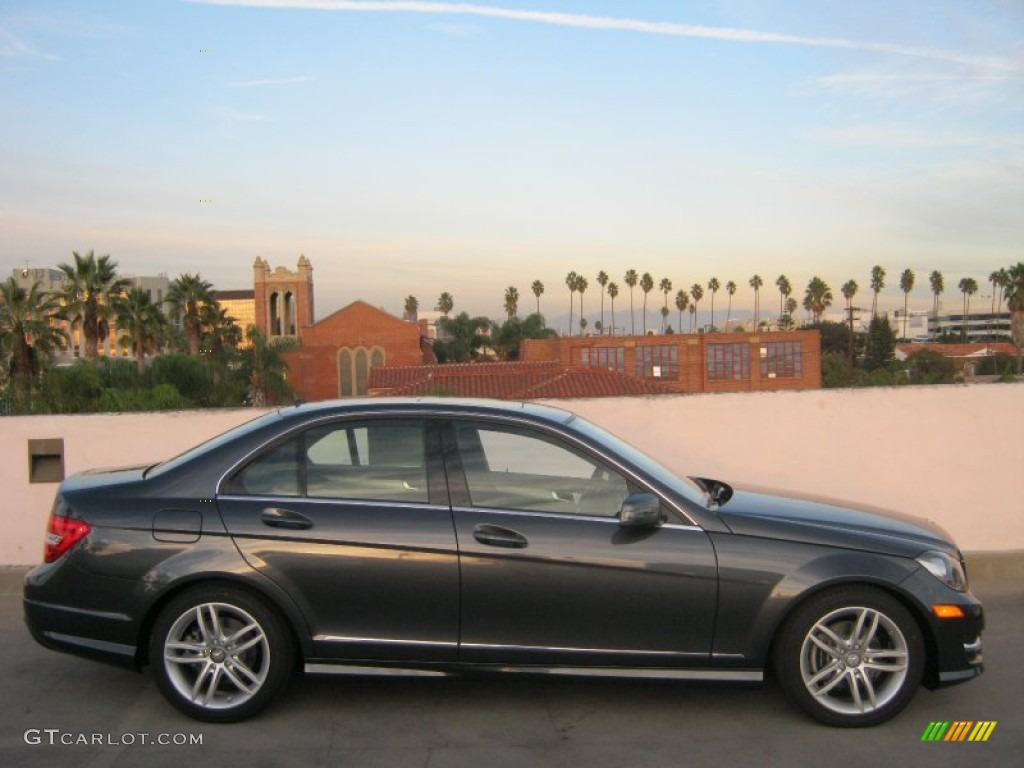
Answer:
[{"xmin": 2, "ymin": 385, "xmax": 1020, "ymax": 565}]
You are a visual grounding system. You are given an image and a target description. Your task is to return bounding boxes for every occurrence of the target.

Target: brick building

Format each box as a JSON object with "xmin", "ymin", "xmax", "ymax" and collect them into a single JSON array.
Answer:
[
  {"xmin": 247, "ymin": 258, "xmax": 430, "ymax": 402},
  {"xmin": 520, "ymin": 330, "xmax": 821, "ymax": 394}
]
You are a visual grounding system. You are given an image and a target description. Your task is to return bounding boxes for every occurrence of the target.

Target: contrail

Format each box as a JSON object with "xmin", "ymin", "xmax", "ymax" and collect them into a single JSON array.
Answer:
[{"xmin": 189, "ymin": 0, "xmax": 1015, "ymax": 71}]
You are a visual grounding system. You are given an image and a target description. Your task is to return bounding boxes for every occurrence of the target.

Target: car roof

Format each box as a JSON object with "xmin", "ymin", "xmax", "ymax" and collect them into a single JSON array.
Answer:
[{"xmin": 272, "ymin": 397, "xmax": 577, "ymax": 426}]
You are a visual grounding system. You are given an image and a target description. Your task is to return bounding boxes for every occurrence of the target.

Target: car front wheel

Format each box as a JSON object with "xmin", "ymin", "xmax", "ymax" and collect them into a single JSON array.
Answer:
[
  {"xmin": 150, "ymin": 586, "xmax": 294, "ymax": 722},
  {"xmin": 774, "ymin": 586, "xmax": 925, "ymax": 727}
]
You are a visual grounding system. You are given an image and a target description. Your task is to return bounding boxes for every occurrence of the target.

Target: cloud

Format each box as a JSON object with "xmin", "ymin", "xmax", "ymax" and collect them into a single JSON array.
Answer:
[
  {"xmin": 0, "ymin": 24, "xmax": 57, "ymax": 60},
  {"xmin": 187, "ymin": 0, "xmax": 1017, "ymax": 71},
  {"xmin": 808, "ymin": 124, "xmax": 1024, "ymax": 151},
  {"xmin": 813, "ymin": 68, "xmax": 1021, "ymax": 103},
  {"xmin": 224, "ymin": 75, "xmax": 316, "ymax": 87}
]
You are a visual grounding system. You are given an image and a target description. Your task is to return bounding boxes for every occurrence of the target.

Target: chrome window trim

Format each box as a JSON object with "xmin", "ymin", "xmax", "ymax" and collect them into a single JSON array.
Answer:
[{"xmin": 452, "ymin": 504, "xmax": 703, "ymax": 531}]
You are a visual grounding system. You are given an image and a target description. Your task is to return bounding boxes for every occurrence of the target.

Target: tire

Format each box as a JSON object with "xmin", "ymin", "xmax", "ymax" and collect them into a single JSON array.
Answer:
[
  {"xmin": 773, "ymin": 586, "xmax": 925, "ymax": 727},
  {"xmin": 149, "ymin": 585, "xmax": 294, "ymax": 722}
]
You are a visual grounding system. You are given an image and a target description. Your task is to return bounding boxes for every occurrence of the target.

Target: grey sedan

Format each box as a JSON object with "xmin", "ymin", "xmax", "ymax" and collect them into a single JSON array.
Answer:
[{"xmin": 24, "ymin": 399, "xmax": 983, "ymax": 726}]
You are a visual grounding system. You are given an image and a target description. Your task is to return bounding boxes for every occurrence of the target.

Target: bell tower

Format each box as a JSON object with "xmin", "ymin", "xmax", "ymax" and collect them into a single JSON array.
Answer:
[{"xmin": 254, "ymin": 255, "xmax": 314, "ymax": 340}]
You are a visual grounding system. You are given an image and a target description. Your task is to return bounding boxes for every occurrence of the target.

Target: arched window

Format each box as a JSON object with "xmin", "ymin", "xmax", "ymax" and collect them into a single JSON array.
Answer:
[
  {"xmin": 355, "ymin": 349, "xmax": 369, "ymax": 395},
  {"xmin": 339, "ymin": 349, "xmax": 354, "ymax": 397},
  {"xmin": 284, "ymin": 292, "xmax": 296, "ymax": 335},
  {"xmin": 269, "ymin": 292, "xmax": 281, "ymax": 336}
]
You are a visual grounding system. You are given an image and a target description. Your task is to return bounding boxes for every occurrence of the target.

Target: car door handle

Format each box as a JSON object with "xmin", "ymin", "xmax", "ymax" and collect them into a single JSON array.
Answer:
[
  {"xmin": 473, "ymin": 524, "xmax": 528, "ymax": 549},
  {"xmin": 261, "ymin": 507, "xmax": 313, "ymax": 530}
]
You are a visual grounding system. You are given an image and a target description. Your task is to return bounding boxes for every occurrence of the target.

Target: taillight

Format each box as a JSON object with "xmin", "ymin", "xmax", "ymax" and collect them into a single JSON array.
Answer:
[{"xmin": 44, "ymin": 514, "xmax": 92, "ymax": 563}]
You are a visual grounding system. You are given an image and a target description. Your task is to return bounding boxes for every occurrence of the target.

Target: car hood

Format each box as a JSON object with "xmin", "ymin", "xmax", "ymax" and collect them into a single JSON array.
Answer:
[{"xmin": 716, "ymin": 483, "xmax": 958, "ymax": 558}]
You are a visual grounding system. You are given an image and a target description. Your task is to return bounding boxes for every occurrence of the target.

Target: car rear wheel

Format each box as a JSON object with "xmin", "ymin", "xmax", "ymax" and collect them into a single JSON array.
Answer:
[
  {"xmin": 774, "ymin": 586, "xmax": 924, "ymax": 727},
  {"xmin": 150, "ymin": 586, "xmax": 294, "ymax": 722}
]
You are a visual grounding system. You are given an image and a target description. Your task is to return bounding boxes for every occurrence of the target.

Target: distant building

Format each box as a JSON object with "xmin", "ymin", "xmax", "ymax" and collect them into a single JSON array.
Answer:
[
  {"xmin": 213, "ymin": 289, "xmax": 256, "ymax": 337},
  {"xmin": 928, "ymin": 309, "xmax": 1011, "ymax": 342},
  {"xmin": 896, "ymin": 342, "xmax": 1017, "ymax": 377},
  {"xmin": 519, "ymin": 330, "xmax": 821, "ymax": 394}
]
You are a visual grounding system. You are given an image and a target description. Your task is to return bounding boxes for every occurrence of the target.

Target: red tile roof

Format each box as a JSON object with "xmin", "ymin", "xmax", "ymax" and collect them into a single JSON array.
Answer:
[
  {"xmin": 897, "ymin": 342, "xmax": 1016, "ymax": 359},
  {"xmin": 369, "ymin": 361, "xmax": 678, "ymax": 400}
]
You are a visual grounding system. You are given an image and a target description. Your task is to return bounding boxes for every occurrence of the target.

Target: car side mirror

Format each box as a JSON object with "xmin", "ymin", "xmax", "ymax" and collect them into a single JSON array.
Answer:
[{"xmin": 619, "ymin": 493, "xmax": 664, "ymax": 528}]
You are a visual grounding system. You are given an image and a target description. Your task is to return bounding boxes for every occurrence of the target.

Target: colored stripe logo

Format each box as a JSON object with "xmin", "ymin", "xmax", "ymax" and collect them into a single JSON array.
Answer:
[{"xmin": 921, "ymin": 721, "xmax": 997, "ymax": 742}]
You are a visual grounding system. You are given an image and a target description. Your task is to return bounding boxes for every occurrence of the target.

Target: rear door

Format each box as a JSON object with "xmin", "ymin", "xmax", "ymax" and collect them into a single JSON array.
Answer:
[{"xmin": 217, "ymin": 417, "xmax": 459, "ymax": 662}]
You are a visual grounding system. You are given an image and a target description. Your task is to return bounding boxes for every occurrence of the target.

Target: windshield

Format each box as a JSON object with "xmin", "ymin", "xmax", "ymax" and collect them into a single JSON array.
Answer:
[
  {"xmin": 146, "ymin": 410, "xmax": 283, "ymax": 478},
  {"xmin": 568, "ymin": 415, "xmax": 708, "ymax": 507}
]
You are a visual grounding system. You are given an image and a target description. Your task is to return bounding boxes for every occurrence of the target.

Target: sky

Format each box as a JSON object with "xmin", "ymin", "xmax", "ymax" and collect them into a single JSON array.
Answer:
[{"xmin": 2, "ymin": 0, "xmax": 1022, "ymax": 325}]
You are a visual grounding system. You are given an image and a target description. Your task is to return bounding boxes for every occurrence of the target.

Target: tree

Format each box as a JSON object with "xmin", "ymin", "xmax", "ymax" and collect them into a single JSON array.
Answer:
[
  {"xmin": 689, "ymin": 283, "xmax": 704, "ymax": 332},
  {"xmin": 242, "ymin": 325, "xmax": 296, "ymax": 406},
  {"xmin": 749, "ymin": 274, "xmax": 763, "ymax": 327},
  {"xmin": 503, "ymin": 286, "xmax": 519, "ymax": 319},
  {"xmin": 776, "ymin": 275, "xmax": 792, "ymax": 320},
  {"xmin": 565, "ymin": 271, "xmax": 579, "ymax": 336},
  {"xmin": 116, "ymin": 287, "xmax": 168, "ymax": 374},
  {"xmin": 674, "ymin": 289, "xmax": 689, "ymax": 334},
  {"xmin": 624, "ymin": 269, "xmax": 638, "ymax": 335},
  {"xmin": 870, "ymin": 265, "xmax": 886, "ymax": 317},
  {"xmin": 929, "ymin": 270, "xmax": 944, "ymax": 340},
  {"xmin": 0, "ymin": 278, "xmax": 69, "ymax": 410},
  {"xmin": 864, "ymin": 314, "xmax": 896, "ymax": 370},
  {"xmin": 403, "ymin": 295, "xmax": 419, "ymax": 321},
  {"xmin": 899, "ymin": 269, "xmax": 915, "ymax": 340},
  {"xmin": 841, "ymin": 280, "xmax": 859, "ymax": 365},
  {"xmin": 606, "ymin": 282, "xmax": 619, "ymax": 335},
  {"xmin": 658, "ymin": 277, "xmax": 672, "ymax": 332},
  {"xmin": 596, "ymin": 271, "xmax": 608, "ymax": 334},
  {"xmin": 531, "ymin": 280, "xmax": 544, "ymax": 315},
  {"xmin": 639, "ymin": 272, "xmax": 654, "ymax": 334},
  {"xmin": 576, "ymin": 276, "xmax": 588, "ymax": 332},
  {"xmin": 1004, "ymin": 262, "xmax": 1024, "ymax": 372},
  {"xmin": 435, "ymin": 312, "xmax": 490, "ymax": 363},
  {"xmin": 490, "ymin": 313, "xmax": 556, "ymax": 361},
  {"xmin": 437, "ymin": 292, "xmax": 454, "ymax": 317},
  {"xmin": 58, "ymin": 250, "xmax": 128, "ymax": 362},
  {"xmin": 201, "ymin": 303, "xmax": 242, "ymax": 360},
  {"xmin": 803, "ymin": 277, "xmax": 833, "ymax": 324},
  {"xmin": 659, "ymin": 306, "xmax": 669, "ymax": 333},
  {"xmin": 905, "ymin": 349, "xmax": 955, "ymax": 385},
  {"xmin": 958, "ymin": 277, "xmax": 978, "ymax": 342},
  {"xmin": 725, "ymin": 280, "xmax": 737, "ymax": 327},
  {"xmin": 707, "ymin": 277, "xmax": 720, "ymax": 330},
  {"xmin": 166, "ymin": 273, "xmax": 215, "ymax": 356}
]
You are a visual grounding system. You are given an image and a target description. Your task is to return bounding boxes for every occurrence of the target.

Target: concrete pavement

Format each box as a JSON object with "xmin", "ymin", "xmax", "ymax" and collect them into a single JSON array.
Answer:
[{"xmin": 2, "ymin": 570, "xmax": 1021, "ymax": 768}]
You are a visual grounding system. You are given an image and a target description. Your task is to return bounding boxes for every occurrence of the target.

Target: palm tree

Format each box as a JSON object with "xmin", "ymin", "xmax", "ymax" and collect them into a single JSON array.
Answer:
[
  {"xmin": 596, "ymin": 271, "xmax": 609, "ymax": 334},
  {"xmin": 403, "ymin": 295, "xmax": 419, "ymax": 321},
  {"xmin": 674, "ymin": 289, "xmax": 689, "ymax": 333},
  {"xmin": 658, "ymin": 277, "xmax": 672, "ymax": 332},
  {"xmin": 725, "ymin": 280, "xmax": 737, "ymax": 328},
  {"xmin": 929, "ymin": 270, "xmax": 944, "ymax": 340},
  {"xmin": 437, "ymin": 292, "xmax": 454, "ymax": 317},
  {"xmin": 749, "ymin": 274, "xmax": 763, "ymax": 327},
  {"xmin": 116, "ymin": 287, "xmax": 168, "ymax": 373},
  {"xmin": 688, "ymin": 303, "xmax": 697, "ymax": 333},
  {"xmin": 776, "ymin": 275, "xmax": 792, "ymax": 320},
  {"xmin": 707, "ymin": 277, "xmax": 720, "ymax": 330},
  {"xmin": 841, "ymin": 280, "xmax": 859, "ymax": 364},
  {"xmin": 0, "ymin": 278, "xmax": 69, "ymax": 410},
  {"xmin": 607, "ymin": 282, "xmax": 619, "ymax": 335},
  {"xmin": 1004, "ymin": 262, "xmax": 1024, "ymax": 372},
  {"xmin": 202, "ymin": 302, "xmax": 242, "ymax": 359},
  {"xmin": 531, "ymin": 280, "xmax": 544, "ymax": 315},
  {"xmin": 689, "ymin": 283, "xmax": 704, "ymax": 331},
  {"xmin": 958, "ymin": 277, "xmax": 978, "ymax": 342},
  {"xmin": 639, "ymin": 272, "xmax": 654, "ymax": 334},
  {"xmin": 165, "ymin": 274, "xmax": 215, "ymax": 356},
  {"xmin": 503, "ymin": 286, "xmax": 519, "ymax": 319},
  {"xmin": 243, "ymin": 325, "xmax": 296, "ymax": 406},
  {"xmin": 565, "ymin": 271, "xmax": 579, "ymax": 336},
  {"xmin": 624, "ymin": 269, "xmax": 639, "ymax": 335},
  {"xmin": 576, "ymin": 276, "xmax": 588, "ymax": 331},
  {"xmin": 899, "ymin": 269, "xmax": 915, "ymax": 340},
  {"xmin": 58, "ymin": 250, "xmax": 128, "ymax": 362},
  {"xmin": 659, "ymin": 306, "xmax": 670, "ymax": 332},
  {"xmin": 803, "ymin": 277, "xmax": 833, "ymax": 324},
  {"xmin": 870, "ymin": 265, "xmax": 886, "ymax": 317}
]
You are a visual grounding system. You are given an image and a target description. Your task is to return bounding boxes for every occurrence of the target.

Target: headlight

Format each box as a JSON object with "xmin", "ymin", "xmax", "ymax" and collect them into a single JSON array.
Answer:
[{"xmin": 916, "ymin": 551, "xmax": 968, "ymax": 592}]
